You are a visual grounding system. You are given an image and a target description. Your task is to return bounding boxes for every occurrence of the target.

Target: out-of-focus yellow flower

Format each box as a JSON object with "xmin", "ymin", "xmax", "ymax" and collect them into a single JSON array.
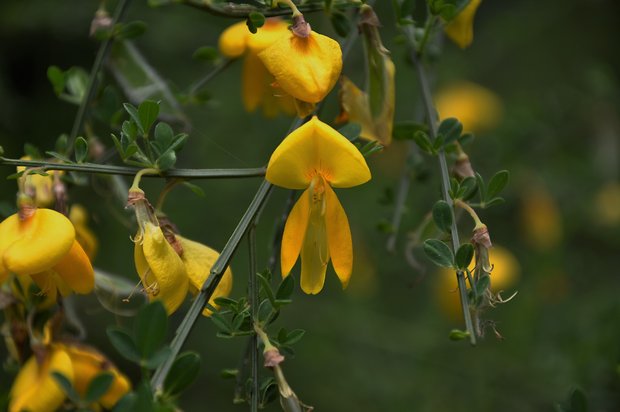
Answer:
[
  {"xmin": 444, "ymin": 0, "xmax": 482, "ymax": 49},
  {"xmin": 259, "ymin": 25, "xmax": 342, "ymax": 112},
  {"xmin": 16, "ymin": 158, "xmax": 63, "ymax": 208},
  {"xmin": 134, "ymin": 221, "xmax": 188, "ymax": 315},
  {"xmin": 61, "ymin": 343, "xmax": 131, "ymax": 409},
  {"xmin": 520, "ymin": 187, "xmax": 562, "ymax": 251},
  {"xmin": 594, "ymin": 182, "xmax": 620, "ymax": 226},
  {"xmin": 219, "ymin": 19, "xmax": 296, "ymax": 117},
  {"xmin": 435, "ymin": 81, "xmax": 502, "ymax": 133},
  {"xmin": 338, "ymin": 6, "xmax": 395, "ymax": 146},
  {"xmin": 69, "ymin": 204, "xmax": 98, "ymax": 261},
  {"xmin": 178, "ymin": 236, "xmax": 233, "ymax": 316},
  {"xmin": 435, "ymin": 246, "xmax": 519, "ymax": 319},
  {"xmin": 0, "ymin": 207, "xmax": 94, "ymax": 299},
  {"xmin": 266, "ymin": 116, "xmax": 371, "ymax": 294},
  {"xmin": 9, "ymin": 347, "xmax": 74, "ymax": 412}
]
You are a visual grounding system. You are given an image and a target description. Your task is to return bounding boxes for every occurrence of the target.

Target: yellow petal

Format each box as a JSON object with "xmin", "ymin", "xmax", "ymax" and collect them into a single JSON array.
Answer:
[
  {"xmin": 266, "ymin": 116, "xmax": 371, "ymax": 189},
  {"xmin": 444, "ymin": 0, "xmax": 482, "ymax": 49},
  {"xmin": 62, "ymin": 344, "xmax": 131, "ymax": 409},
  {"xmin": 134, "ymin": 223, "xmax": 188, "ymax": 314},
  {"xmin": 246, "ymin": 19, "xmax": 291, "ymax": 52},
  {"xmin": 299, "ymin": 191, "xmax": 329, "ymax": 294},
  {"xmin": 3, "ymin": 209, "xmax": 75, "ymax": 276},
  {"xmin": 242, "ymin": 52, "xmax": 271, "ymax": 113},
  {"xmin": 11, "ymin": 274, "xmax": 56, "ymax": 308},
  {"xmin": 177, "ymin": 236, "xmax": 233, "ymax": 316},
  {"xmin": 281, "ymin": 188, "xmax": 311, "ymax": 277},
  {"xmin": 53, "ymin": 240, "xmax": 95, "ymax": 294},
  {"xmin": 324, "ymin": 185, "xmax": 353, "ymax": 288},
  {"xmin": 70, "ymin": 205, "xmax": 98, "ymax": 260},
  {"xmin": 0, "ymin": 214, "xmax": 22, "ymax": 281},
  {"xmin": 10, "ymin": 348, "xmax": 74, "ymax": 412},
  {"xmin": 218, "ymin": 21, "xmax": 250, "ymax": 58},
  {"xmin": 259, "ymin": 31, "xmax": 342, "ymax": 103},
  {"xmin": 435, "ymin": 81, "xmax": 502, "ymax": 133}
]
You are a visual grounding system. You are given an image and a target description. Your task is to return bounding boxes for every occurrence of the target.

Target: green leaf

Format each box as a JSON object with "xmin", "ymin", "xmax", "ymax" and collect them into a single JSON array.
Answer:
[
  {"xmin": 24, "ymin": 143, "xmax": 41, "ymax": 159},
  {"xmin": 458, "ymin": 132, "xmax": 474, "ymax": 146},
  {"xmin": 116, "ymin": 21, "xmax": 147, "ymax": 40},
  {"xmin": 156, "ymin": 150, "xmax": 176, "ymax": 171},
  {"xmin": 275, "ymin": 275, "xmax": 294, "ymax": 301},
  {"xmin": 281, "ymin": 328, "xmax": 305, "ymax": 345},
  {"xmin": 74, "ymin": 136, "xmax": 89, "ymax": 163},
  {"xmin": 154, "ymin": 122, "xmax": 173, "ymax": 149},
  {"xmin": 459, "ymin": 176, "xmax": 478, "ymax": 201},
  {"xmin": 138, "ymin": 100, "xmax": 160, "ymax": 135},
  {"xmin": 112, "ymin": 393, "xmax": 137, "ymax": 412},
  {"xmin": 432, "ymin": 200, "xmax": 453, "ymax": 233},
  {"xmin": 65, "ymin": 67, "xmax": 89, "ymax": 103},
  {"xmin": 210, "ymin": 312, "xmax": 232, "ymax": 334},
  {"xmin": 449, "ymin": 329, "xmax": 470, "ymax": 341},
  {"xmin": 483, "ymin": 197, "xmax": 505, "ymax": 209},
  {"xmin": 437, "ymin": 118, "xmax": 463, "ymax": 144},
  {"xmin": 45, "ymin": 151, "xmax": 73, "ymax": 163},
  {"xmin": 84, "ymin": 372, "xmax": 114, "ymax": 404},
  {"xmin": 192, "ymin": 46, "xmax": 219, "ymax": 62},
  {"xmin": 246, "ymin": 12, "xmax": 265, "ymax": 33},
  {"xmin": 455, "ymin": 243, "xmax": 474, "ymax": 269},
  {"xmin": 164, "ymin": 352, "xmax": 201, "ymax": 398},
  {"xmin": 182, "ymin": 181, "xmax": 206, "ymax": 198},
  {"xmin": 412, "ymin": 130, "xmax": 433, "ymax": 154},
  {"xmin": 486, "ymin": 170, "xmax": 509, "ymax": 200},
  {"xmin": 134, "ymin": 300, "xmax": 168, "ymax": 359},
  {"xmin": 55, "ymin": 134, "xmax": 69, "ymax": 153},
  {"xmin": 52, "ymin": 372, "xmax": 80, "ymax": 402},
  {"xmin": 143, "ymin": 346, "xmax": 172, "ymax": 369},
  {"xmin": 338, "ymin": 122, "xmax": 361, "ymax": 141},
  {"xmin": 392, "ymin": 121, "xmax": 427, "ymax": 141},
  {"xmin": 475, "ymin": 172, "xmax": 486, "ymax": 201},
  {"xmin": 220, "ymin": 368, "xmax": 238, "ymax": 379},
  {"xmin": 107, "ymin": 326, "xmax": 141, "ymax": 363},
  {"xmin": 123, "ymin": 103, "xmax": 144, "ymax": 135},
  {"xmin": 257, "ymin": 272, "xmax": 276, "ymax": 306},
  {"xmin": 47, "ymin": 66, "xmax": 65, "ymax": 96},
  {"xmin": 423, "ymin": 239, "xmax": 454, "ymax": 268},
  {"xmin": 330, "ymin": 11, "xmax": 351, "ymax": 37}
]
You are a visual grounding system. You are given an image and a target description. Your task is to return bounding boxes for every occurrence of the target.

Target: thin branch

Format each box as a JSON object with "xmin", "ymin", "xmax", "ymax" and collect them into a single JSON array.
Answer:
[
  {"xmin": 248, "ymin": 226, "xmax": 259, "ymax": 412},
  {"xmin": 69, "ymin": 0, "xmax": 132, "ymax": 146},
  {"xmin": 177, "ymin": 0, "xmax": 357, "ymax": 18},
  {"xmin": 385, "ymin": 141, "xmax": 415, "ymax": 253},
  {"xmin": 0, "ymin": 157, "xmax": 265, "ymax": 179},
  {"xmin": 151, "ymin": 179, "xmax": 273, "ymax": 390}
]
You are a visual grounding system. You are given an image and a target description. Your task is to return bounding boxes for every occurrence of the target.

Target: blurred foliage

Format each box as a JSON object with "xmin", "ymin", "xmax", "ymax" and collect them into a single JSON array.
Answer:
[{"xmin": 0, "ymin": 0, "xmax": 620, "ymax": 411}]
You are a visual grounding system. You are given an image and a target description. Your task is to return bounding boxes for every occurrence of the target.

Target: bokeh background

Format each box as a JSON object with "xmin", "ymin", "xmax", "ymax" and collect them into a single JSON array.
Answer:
[{"xmin": 1, "ymin": 0, "xmax": 620, "ymax": 410}]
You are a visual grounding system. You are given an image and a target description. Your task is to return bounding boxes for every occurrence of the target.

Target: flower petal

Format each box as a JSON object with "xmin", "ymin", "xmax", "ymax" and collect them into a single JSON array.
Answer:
[
  {"xmin": 0, "ymin": 214, "xmax": 22, "ymax": 282},
  {"xmin": 177, "ymin": 236, "xmax": 233, "ymax": 317},
  {"xmin": 3, "ymin": 209, "xmax": 75, "ymax": 276},
  {"xmin": 134, "ymin": 223, "xmax": 188, "ymax": 314},
  {"xmin": 444, "ymin": 0, "xmax": 482, "ymax": 49},
  {"xmin": 259, "ymin": 31, "xmax": 342, "ymax": 103},
  {"xmin": 246, "ymin": 19, "xmax": 290, "ymax": 52},
  {"xmin": 299, "ymin": 195, "xmax": 329, "ymax": 295},
  {"xmin": 281, "ymin": 188, "xmax": 311, "ymax": 277},
  {"xmin": 10, "ymin": 348, "xmax": 74, "ymax": 412},
  {"xmin": 218, "ymin": 21, "xmax": 250, "ymax": 58},
  {"xmin": 242, "ymin": 52, "xmax": 271, "ymax": 113},
  {"xmin": 324, "ymin": 184, "xmax": 353, "ymax": 288},
  {"xmin": 53, "ymin": 240, "xmax": 95, "ymax": 294},
  {"xmin": 266, "ymin": 116, "xmax": 371, "ymax": 189}
]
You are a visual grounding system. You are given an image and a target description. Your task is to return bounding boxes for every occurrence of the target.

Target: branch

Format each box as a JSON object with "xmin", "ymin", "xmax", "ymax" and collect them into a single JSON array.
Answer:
[
  {"xmin": 176, "ymin": 0, "xmax": 357, "ymax": 18},
  {"xmin": 0, "ymin": 157, "xmax": 265, "ymax": 179}
]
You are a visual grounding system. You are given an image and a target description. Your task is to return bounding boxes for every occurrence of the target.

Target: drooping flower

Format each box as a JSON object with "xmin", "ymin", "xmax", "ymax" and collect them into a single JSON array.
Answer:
[
  {"xmin": 0, "ymin": 204, "xmax": 94, "ymax": 299},
  {"xmin": 61, "ymin": 343, "xmax": 131, "ymax": 409},
  {"xmin": 219, "ymin": 19, "xmax": 296, "ymax": 117},
  {"xmin": 266, "ymin": 116, "xmax": 371, "ymax": 294},
  {"xmin": 338, "ymin": 5, "xmax": 395, "ymax": 146},
  {"xmin": 259, "ymin": 18, "xmax": 342, "ymax": 114},
  {"xmin": 443, "ymin": 0, "xmax": 482, "ymax": 49},
  {"xmin": 16, "ymin": 157, "xmax": 63, "ymax": 208},
  {"xmin": 9, "ymin": 347, "xmax": 74, "ymax": 412},
  {"xmin": 177, "ymin": 235, "xmax": 233, "ymax": 316},
  {"xmin": 435, "ymin": 81, "xmax": 502, "ymax": 133},
  {"xmin": 69, "ymin": 204, "xmax": 98, "ymax": 261}
]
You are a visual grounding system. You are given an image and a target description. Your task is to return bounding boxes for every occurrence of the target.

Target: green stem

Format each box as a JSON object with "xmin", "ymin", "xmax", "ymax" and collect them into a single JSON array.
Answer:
[
  {"xmin": 178, "ymin": 0, "xmax": 357, "ymax": 18},
  {"xmin": 150, "ymin": 179, "xmax": 273, "ymax": 390},
  {"xmin": 385, "ymin": 141, "xmax": 415, "ymax": 253},
  {"xmin": 1, "ymin": 157, "xmax": 265, "ymax": 179},
  {"xmin": 69, "ymin": 0, "xmax": 132, "ymax": 147},
  {"xmin": 409, "ymin": 42, "xmax": 477, "ymax": 345},
  {"xmin": 248, "ymin": 226, "xmax": 259, "ymax": 412}
]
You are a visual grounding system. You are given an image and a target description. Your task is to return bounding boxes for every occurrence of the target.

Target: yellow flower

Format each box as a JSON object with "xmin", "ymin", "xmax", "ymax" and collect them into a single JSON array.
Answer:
[
  {"xmin": 435, "ymin": 246, "xmax": 519, "ymax": 319},
  {"xmin": 9, "ymin": 347, "xmax": 74, "ymax": 412},
  {"xmin": 444, "ymin": 0, "xmax": 482, "ymax": 49},
  {"xmin": 435, "ymin": 81, "xmax": 502, "ymax": 133},
  {"xmin": 69, "ymin": 204, "xmax": 98, "ymax": 261},
  {"xmin": 177, "ymin": 235, "xmax": 233, "ymax": 316},
  {"xmin": 16, "ymin": 157, "xmax": 63, "ymax": 208},
  {"xmin": 259, "ymin": 26, "xmax": 342, "ymax": 108},
  {"xmin": 0, "ymin": 207, "xmax": 94, "ymax": 299},
  {"xmin": 134, "ymin": 221, "xmax": 188, "ymax": 314},
  {"xmin": 520, "ymin": 187, "xmax": 562, "ymax": 251},
  {"xmin": 61, "ymin": 343, "xmax": 131, "ymax": 409},
  {"xmin": 219, "ymin": 19, "xmax": 296, "ymax": 117},
  {"xmin": 266, "ymin": 116, "xmax": 371, "ymax": 294}
]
